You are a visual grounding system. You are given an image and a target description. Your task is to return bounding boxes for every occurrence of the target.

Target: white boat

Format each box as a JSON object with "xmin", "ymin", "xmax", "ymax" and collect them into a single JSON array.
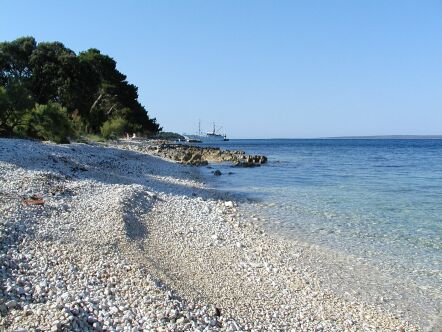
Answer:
[{"xmin": 183, "ymin": 122, "xmax": 229, "ymax": 142}]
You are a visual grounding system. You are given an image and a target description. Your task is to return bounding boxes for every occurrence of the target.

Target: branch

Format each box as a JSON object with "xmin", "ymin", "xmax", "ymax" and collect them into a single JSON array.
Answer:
[
  {"xmin": 90, "ymin": 93, "xmax": 103, "ymax": 112},
  {"xmin": 3, "ymin": 107, "xmax": 14, "ymax": 122},
  {"xmin": 106, "ymin": 103, "xmax": 117, "ymax": 115}
]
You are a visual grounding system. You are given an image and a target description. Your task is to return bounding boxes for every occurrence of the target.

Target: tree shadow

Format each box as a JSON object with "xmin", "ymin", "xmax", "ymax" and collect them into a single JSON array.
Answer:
[
  {"xmin": 121, "ymin": 189, "xmax": 152, "ymax": 240},
  {"xmin": 0, "ymin": 139, "xmax": 224, "ymax": 200}
]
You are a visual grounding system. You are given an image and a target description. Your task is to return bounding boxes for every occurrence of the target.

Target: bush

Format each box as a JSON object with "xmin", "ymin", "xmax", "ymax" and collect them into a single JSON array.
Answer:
[
  {"xmin": 20, "ymin": 103, "xmax": 74, "ymax": 143},
  {"xmin": 0, "ymin": 83, "xmax": 35, "ymax": 137},
  {"xmin": 100, "ymin": 117, "xmax": 128, "ymax": 139},
  {"xmin": 152, "ymin": 131, "xmax": 185, "ymax": 140}
]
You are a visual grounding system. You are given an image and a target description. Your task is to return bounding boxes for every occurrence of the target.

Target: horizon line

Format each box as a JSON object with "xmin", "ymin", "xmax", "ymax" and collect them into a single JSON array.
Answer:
[{"xmin": 223, "ymin": 135, "xmax": 442, "ymax": 140}]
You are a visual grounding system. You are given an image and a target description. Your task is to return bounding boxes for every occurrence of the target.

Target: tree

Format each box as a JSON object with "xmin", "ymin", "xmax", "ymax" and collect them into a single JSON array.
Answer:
[
  {"xmin": 29, "ymin": 42, "xmax": 78, "ymax": 104},
  {"xmin": 0, "ymin": 37, "xmax": 161, "ymax": 140},
  {"xmin": 0, "ymin": 83, "xmax": 34, "ymax": 136},
  {"xmin": 0, "ymin": 38, "xmax": 37, "ymax": 136},
  {"xmin": 79, "ymin": 48, "xmax": 161, "ymax": 134},
  {"xmin": 0, "ymin": 36, "xmax": 36, "ymax": 86}
]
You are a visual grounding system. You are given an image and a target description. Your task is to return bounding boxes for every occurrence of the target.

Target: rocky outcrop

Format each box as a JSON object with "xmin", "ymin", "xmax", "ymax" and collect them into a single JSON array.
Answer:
[
  {"xmin": 232, "ymin": 155, "xmax": 268, "ymax": 167},
  {"xmin": 131, "ymin": 143, "xmax": 268, "ymax": 167}
]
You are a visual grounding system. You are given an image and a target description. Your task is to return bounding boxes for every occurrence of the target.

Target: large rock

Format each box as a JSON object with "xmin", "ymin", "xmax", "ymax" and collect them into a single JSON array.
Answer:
[{"xmin": 146, "ymin": 143, "xmax": 267, "ymax": 167}]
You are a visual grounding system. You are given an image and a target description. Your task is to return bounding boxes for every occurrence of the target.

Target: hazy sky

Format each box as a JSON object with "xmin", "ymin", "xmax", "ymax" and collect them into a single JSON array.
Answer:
[{"xmin": 2, "ymin": 1, "xmax": 441, "ymax": 138}]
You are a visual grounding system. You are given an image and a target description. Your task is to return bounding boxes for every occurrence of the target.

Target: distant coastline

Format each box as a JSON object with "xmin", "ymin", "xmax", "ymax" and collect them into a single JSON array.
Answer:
[
  {"xmin": 322, "ymin": 135, "xmax": 442, "ymax": 139},
  {"xmin": 212, "ymin": 135, "xmax": 442, "ymax": 140}
]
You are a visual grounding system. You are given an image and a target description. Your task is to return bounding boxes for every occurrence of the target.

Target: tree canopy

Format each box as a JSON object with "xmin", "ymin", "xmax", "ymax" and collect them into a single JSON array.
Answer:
[{"xmin": 0, "ymin": 36, "xmax": 160, "ymax": 141}]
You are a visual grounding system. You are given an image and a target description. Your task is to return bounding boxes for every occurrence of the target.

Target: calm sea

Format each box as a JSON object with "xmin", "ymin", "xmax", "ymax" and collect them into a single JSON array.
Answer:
[{"xmin": 199, "ymin": 139, "xmax": 442, "ymax": 323}]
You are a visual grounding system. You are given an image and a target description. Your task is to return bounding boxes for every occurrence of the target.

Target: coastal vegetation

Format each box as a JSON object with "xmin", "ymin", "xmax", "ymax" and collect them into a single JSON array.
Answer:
[{"xmin": 0, "ymin": 36, "xmax": 160, "ymax": 143}]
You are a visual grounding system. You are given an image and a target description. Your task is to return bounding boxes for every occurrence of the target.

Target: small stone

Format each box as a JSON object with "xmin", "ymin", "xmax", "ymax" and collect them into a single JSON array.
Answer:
[
  {"xmin": 51, "ymin": 320, "xmax": 62, "ymax": 331},
  {"xmin": 16, "ymin": 287, "xmax": 25, "ymax": 295},
  {"xmin": 6, "ymin": 300, "xmax": 17, "ymax": 309},
  {"xmin": 13, "ymin": 328, "xmax": 27, "ymax": 332},
  {"xmin": 176, "ymin": 317, "xmax": 186, "ymax": 324},
  {"xmin": 93, "ymin": 322, "xmax": 102, "ymax": 331},
  {"xmin": 224, "ymin": 201, "xmax": 234, "ymax": 208}
]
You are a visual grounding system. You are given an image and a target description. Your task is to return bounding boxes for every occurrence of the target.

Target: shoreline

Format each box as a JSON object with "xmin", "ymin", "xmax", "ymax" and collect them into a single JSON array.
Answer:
[
  {"xmin": 0, "ymin": 138, "xmax": 425, "ymax": 331},
  {"xmin": 235, "ymin": 201, "xmax": 441, "ymax": 329}
]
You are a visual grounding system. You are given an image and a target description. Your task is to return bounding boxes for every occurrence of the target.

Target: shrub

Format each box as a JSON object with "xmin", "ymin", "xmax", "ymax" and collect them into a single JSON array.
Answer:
[
  {"xmin": 70, "ymin": 110, "xmax": 87, "ymax": 135},
  {"xmin": 100, "ymin": 117, "xmax": 128, "ymax": 139},
  {"xmin": 0, "ymin": 83, "xmax": 35, "ymax": 137},
  {"xmin": 20, "ymin": 103, "xmax": 74, "ymax": 143}
]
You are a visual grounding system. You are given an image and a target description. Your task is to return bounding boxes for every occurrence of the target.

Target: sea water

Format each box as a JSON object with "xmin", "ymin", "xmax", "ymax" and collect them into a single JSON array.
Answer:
[{"xmin": 200, "ymin": 139, "xmax": 442, "ymax": 325}]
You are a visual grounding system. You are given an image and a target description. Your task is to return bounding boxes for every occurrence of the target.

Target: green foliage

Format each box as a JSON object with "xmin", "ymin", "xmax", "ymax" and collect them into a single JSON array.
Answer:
[
  {"xmin": 152, "ymin": 131, "xmax": 185, "ymax": 140},
  {"xmin": 100, "ymin": 117, "xmax": 129, "ymax": 139},
  {"xmin": 20, "ymin": 103, "xmax": 74, "ymax": 144},
  {"xmin": 0, "ymin": 36, "xmax": 161, "ymax": 142},
  {"xmin": 70, "ymin": 110, "xmax": 87, "ymax": 134},
  {"xmin": 0, "ymin": 36, "xmax": 36, "ymax": 85},
  {"xmin": 85, "ymin": 134, "xmax": 105, "ymax": 142},
  {"xmin": 0, "ymin": 82, "xmax": 34, "ymax": 136}
]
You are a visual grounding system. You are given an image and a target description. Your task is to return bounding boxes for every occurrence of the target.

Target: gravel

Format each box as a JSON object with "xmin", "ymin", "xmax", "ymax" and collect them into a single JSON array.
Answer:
[{"xmin": 0, "ymin": 138, "xmax": 421, "ymax": 331}]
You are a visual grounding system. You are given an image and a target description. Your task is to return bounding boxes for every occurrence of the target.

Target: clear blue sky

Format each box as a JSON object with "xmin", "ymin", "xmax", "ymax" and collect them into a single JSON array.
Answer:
[{"xmin": 2, "ymin": 1, "xmax": 441, "ymax": 138}]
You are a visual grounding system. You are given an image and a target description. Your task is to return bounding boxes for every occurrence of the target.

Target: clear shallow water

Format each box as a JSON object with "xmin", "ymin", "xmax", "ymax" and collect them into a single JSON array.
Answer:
[{"xmin": 200, "ymin": 139, "xmax": 442, "ymax": 319}]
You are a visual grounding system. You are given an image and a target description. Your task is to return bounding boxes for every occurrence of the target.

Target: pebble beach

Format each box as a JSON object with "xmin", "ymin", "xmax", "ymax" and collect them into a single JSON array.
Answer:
[{"xmin": 0, "ymin": 138, "xmax": 425, "ymax": 331}]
